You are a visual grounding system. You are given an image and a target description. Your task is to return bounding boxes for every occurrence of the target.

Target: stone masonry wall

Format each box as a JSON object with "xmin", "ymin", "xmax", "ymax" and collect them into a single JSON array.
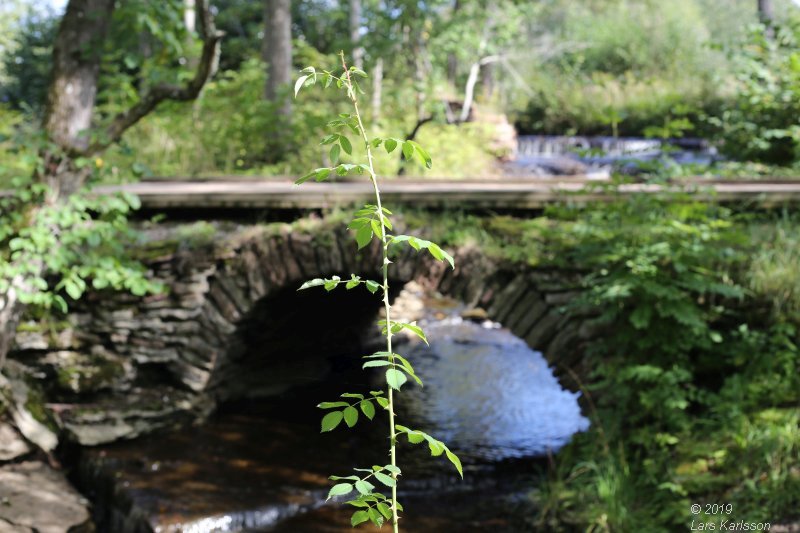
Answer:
[{"xmin": 5, "ymin": 220, "xmax": 600, "ymax": 449}]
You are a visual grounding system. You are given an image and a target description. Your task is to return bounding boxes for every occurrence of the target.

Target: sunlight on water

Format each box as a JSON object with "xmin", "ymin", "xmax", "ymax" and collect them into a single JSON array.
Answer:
[{"xmin": 402, "ymin": 315, "xmax": 590, "ymax": 460}]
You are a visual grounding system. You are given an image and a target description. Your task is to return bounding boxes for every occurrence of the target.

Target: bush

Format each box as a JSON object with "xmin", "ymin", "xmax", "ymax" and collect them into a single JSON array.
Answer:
[
  {"xmin": 527, "ymin": 186, "xmax": 800, "ymax": 530},
  {"xmin": 513, "ymin": 0, "xmax": 731, "ymax": 138},
  {"xmin": 711, "ymin": 23, "xmax": 800, "ymax": 165}
]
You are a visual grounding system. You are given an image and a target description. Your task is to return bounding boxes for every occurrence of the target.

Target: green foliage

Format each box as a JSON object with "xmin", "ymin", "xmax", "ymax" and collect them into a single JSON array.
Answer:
[
  {"xmin": 519, "ymin": 186, "xmax": 800, "ymax": 530},
  {"xmin": 514, "ymin": 0, "xmax": 737, "ymax": 137},
  {"xmin": 383, "ymin": 189, "xmax": 799, "ymax": 530},
  {"xmin": 747, "ymin": 217, "xmax": 800, "ymax": 320},
  {"xmin": 0, "ymin": 8, "xmax": 56, "ymax": 112},
  {"xmin": 515, "ymin": 69, "xmax": 724, "ymax": 138},
  {"xmin": 711, "ymin": 22, "xmax": 800, "ymax": 164},
  {"xmin": 0, "ymin": 136, "xmax": 161, "ymax": 315},
  {"xmin": 294, "ymin": 55, "xmax": 460, "ymax": 531}
]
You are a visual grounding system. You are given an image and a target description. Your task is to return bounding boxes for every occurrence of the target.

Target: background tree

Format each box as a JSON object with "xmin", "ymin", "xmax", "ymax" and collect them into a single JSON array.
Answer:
[
  {"xmin": 0, "ymin": 0, "xmax": 223, "ymax": 365},
  {"xmin": 263, "ymin": 0, "xmax": 292, "ymax": 120},
  {"xmin": 350, "ymin": 0, "xmax": 364, "ymax": 69}
]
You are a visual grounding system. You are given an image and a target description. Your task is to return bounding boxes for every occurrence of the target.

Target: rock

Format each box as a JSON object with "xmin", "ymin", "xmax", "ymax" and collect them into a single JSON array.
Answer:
[
  {"xmin": 0, "ymin": 422, "xmax": 30, "ymax": 462},
  {"xmin": 45, "ymin": 351, "xmax": 126, "ymax": 395},
  {"xmin": 0, "ymin": 461, "xmax": 92, "ymax": 533},
  {"xmin": 3, "ymin": 363, "xmax": 59, "ymax": 453},
  {"xmin": 60, "ymin": 387, "xmax": 212, "ymax": 446},
  {"xmin": 460, "ymin": 307, "xmax": 489, "ymax": 321},
  {"xmin": 0, "ymin": 518, "xmax": 35, "ymax": 532}
]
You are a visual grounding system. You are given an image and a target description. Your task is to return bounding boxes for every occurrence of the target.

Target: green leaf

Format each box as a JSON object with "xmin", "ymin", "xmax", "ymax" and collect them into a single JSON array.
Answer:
[
  {"xmin": 376, "ymin": 502, "xmax": 392, "ymax": 520},
  {"xmin": 343, "ymin": 406, "xmax": 359, "ymax": 427},
  {"xmin": 363, "ymin": 360, "xmax": 392, "ymax": 369},
  {"xmin": 364, "ymin": 351, "xmax": 392, "ymax": 359},
  {"xmin": 386, "ymin": 368, "xmax": 408, "ymax": 390},
  {"xmin": 374, "ymin": 472, "xmax": 396, "ymax": 487},
  {"xmin": 402, "ymin": 141, "xmax": 414, "ymax": 160},
  {"xmin": 383, "ymin": 464, "xmax": 401, "ymax": 475},
  {"xmin": 294, "ymin": 75, "xmax": 309, "ymax": 97},
  {"xmin": 428, "ymin": 243, "xmax": 455, "ymax": 269},
  {"xmin": 368, "ymin": 507, "xmax": 384, "ymax": 527},
  {"xmin": 395, "ymin": 322, "xmax": 428, "ymax": 345},
  {"xmin": 351, "ymin": 510, "xmax": 370, "ymax": 526},
  {"xmin": 298, "ymin": 278, "xmax": 325, "ymax": 290},
  {"xmin": 295, "ymin": 170, "xmax": 316, "ymax": 185},
  {"xmin": 365, "ymin": 280, "xmax": 380, "ymax": 294},
  {"xmin": 370, "ymin": 137, "xmax": 383, "ymax": 148},
  {"xmin": 370, "ymin": 218, "xmax": 382, "ymax": 236},
  {"xmin": 355, "ymin": 479, "xmax": 374, "ymax": 495},
  {"xmin": 347, "ymin": 500, "xmax": 369, "ymax": 508},
  {"xmin": 315, "ymin": 168, "xmax": 332, "ymax": 182},
  {"xmin": 395, "ymin": 355, "xmax": 423, "ymax": 386},
  {"xmin": 410, "ymin": 141, "xmax": 433, "ymax": 169},
  {"xmin": 341, "ymin": 393, "xmax": 364, "ymax": 399},
  {"xmin": 327, "ymin": 483, "xmax": 353, "ymax": 500},
  {"xmin": 340, "ymin": 136, "xmax": 353, "ymax": 155},
  {"xmin": 384, "ymin": 138, "xmax": 398, "ymax": 154},
  {"xmin": 406, "ymin": 430, "xmax": 426, "ymax": 444},
  {"xmin": 64, "ymin": 280, "xmax": 83, "ymax": 300},
  {"xmin": 348, "ymin": 217, "xmax": 370, "ymax": 229},
  {"xmin": 330, "ymin": 144, "xmax": 341, "ymax": 164},
  {"xmin": 361, "ymin": 400, "xmax": 376, "ymax": 420},
  {"xmin": 427, "ymin": 438, "xmax": 445, "ymax": 456},
  {"xmin": 330, "ymin": 475, "xmax": 360, "ymax": 481},
  {"xmin": 446, "ymin": 449, "xmax": 464, "ymax": 478},
  {"xmin": 355, "ymin": 225, "xmax": 373, "ymax": 249},
  {"xmin": 318, "ymin": 401, "xmax": 349, "ymax": 409},
  {"xmin": 375, "ymin": 397, "xmax": 389, "ymax": 409},
  {"xmin": 321, "ymin": 411, "xmax": 344, "ymax": 432},
  {"xmin": 320, "ymin": 134, "xmax": 338, "ymax": 145}
]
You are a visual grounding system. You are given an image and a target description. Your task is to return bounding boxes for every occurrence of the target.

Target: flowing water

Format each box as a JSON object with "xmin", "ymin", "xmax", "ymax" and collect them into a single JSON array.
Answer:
[{"xmin": 82, "ymin": 291, "xmax": 589, "ymax": 532}]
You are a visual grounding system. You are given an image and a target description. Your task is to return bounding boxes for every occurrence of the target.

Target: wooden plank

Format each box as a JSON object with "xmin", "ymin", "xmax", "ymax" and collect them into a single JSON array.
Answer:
[{"xmin": 89, "ymin": 178, "xmax": 800, "ymax": 211}]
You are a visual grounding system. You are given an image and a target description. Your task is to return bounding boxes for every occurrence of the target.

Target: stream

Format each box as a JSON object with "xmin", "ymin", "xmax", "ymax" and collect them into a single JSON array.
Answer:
[{"xmin": 80, "ymin": 289, "xmax": 589, "ymax": 532}]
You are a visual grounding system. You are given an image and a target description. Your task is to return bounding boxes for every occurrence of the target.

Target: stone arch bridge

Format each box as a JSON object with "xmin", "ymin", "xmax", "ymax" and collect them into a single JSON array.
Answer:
[{"xmin": 7, "ymin": 220, "xmax": 599, "ymax": 448}]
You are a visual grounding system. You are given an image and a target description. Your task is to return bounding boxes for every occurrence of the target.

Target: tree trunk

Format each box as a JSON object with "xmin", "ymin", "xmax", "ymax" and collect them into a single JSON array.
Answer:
[
  {"xmin": 263, "ymin": 0, "xmax": 292, "ymax": 120},
  {"xmin": 758, "ymin": 0, "xmax": 775, "ymax": 36},
  {"xmin": 481, "ymin": 62, "xmax": 494, "ymax": 100},
  {"xmin": 446, "ymin": 0, "xmax": 461, "ymax": 84},
  {"xmin": 185, "ymin": 0, "xmax": 197, "ymax": 33},
  {"xmin": 350, "ymin": 0, "xmax": 364, "ymax": 69},
  {"xmin": 1, "ymin": 0, "xmax": 115, "ymax": 368},
  {"xmin": 44, "ymin": 0, "xmax": 115, "ymax": 158},
  {"xmin": 1, "ymin": 0, "xmax": 221, "ymax": 368},
  {"xmin": 372, "ymin": 58, "xmax": 383, "ymax": 120}
]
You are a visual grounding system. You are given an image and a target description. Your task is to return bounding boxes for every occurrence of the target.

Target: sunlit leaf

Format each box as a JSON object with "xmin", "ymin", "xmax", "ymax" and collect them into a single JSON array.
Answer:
[
  {"xmin": 321, "ymin": 411, "xmax": 344, "ymax": 432},
  {"xmin": 386, "ymin": 368, "xmax": 407, "ymax": 390},
  {"xmin": 327, "ymin": 482, "xmax": 353, "ymax": 500}
]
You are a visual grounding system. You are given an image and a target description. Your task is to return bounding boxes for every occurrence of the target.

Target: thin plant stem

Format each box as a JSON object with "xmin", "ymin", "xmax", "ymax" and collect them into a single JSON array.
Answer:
[{"xmin": 340, "ymin": 52, "xmax": 400, "ymax": 533}]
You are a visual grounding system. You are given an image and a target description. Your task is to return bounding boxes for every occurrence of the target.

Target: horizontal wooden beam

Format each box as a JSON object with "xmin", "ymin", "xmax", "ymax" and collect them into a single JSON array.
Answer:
[{"xmin": 90, "ymin": 178, "xmax": 800, "ymax": 211}]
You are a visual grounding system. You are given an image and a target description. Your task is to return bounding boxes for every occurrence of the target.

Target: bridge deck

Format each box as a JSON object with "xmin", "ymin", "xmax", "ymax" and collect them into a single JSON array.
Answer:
[{"xmin": 95, "ymin": 178, "xmax": 800, "ymax": 210}]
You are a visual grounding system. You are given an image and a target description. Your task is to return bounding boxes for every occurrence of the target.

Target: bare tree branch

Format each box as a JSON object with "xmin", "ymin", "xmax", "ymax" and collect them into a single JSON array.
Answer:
[
  {"xmin": 84, "ymin": 0, "xmax": 223, "ymax": 156},
  {"xmin": 460, "ymin": 54, "xmax": 502, "ymax": 123}
]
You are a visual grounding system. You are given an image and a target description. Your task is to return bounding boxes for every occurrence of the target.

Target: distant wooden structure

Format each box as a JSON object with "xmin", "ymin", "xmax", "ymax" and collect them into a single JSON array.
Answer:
[{"xmin": 90, "ymin": 177, "xmax": 800, "ymax": 212}]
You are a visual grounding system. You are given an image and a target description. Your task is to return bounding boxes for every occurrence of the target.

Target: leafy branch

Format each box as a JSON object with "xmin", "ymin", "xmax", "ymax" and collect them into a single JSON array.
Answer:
[{"xmin": 294, "ymin": 53, "xmax": 460, "ymax": 531}]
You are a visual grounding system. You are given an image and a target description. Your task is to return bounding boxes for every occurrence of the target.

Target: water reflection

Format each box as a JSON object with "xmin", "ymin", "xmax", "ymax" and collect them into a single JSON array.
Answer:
[{"xmin": 402, "ymin": 315, "xmax": 589, "ymax": 460}]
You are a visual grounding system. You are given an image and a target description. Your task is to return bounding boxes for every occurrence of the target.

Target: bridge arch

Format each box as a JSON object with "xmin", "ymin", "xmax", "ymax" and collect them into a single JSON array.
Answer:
[{"xmin": 18, "ymin": 222, "xmax": 599, "ymax": 444}]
